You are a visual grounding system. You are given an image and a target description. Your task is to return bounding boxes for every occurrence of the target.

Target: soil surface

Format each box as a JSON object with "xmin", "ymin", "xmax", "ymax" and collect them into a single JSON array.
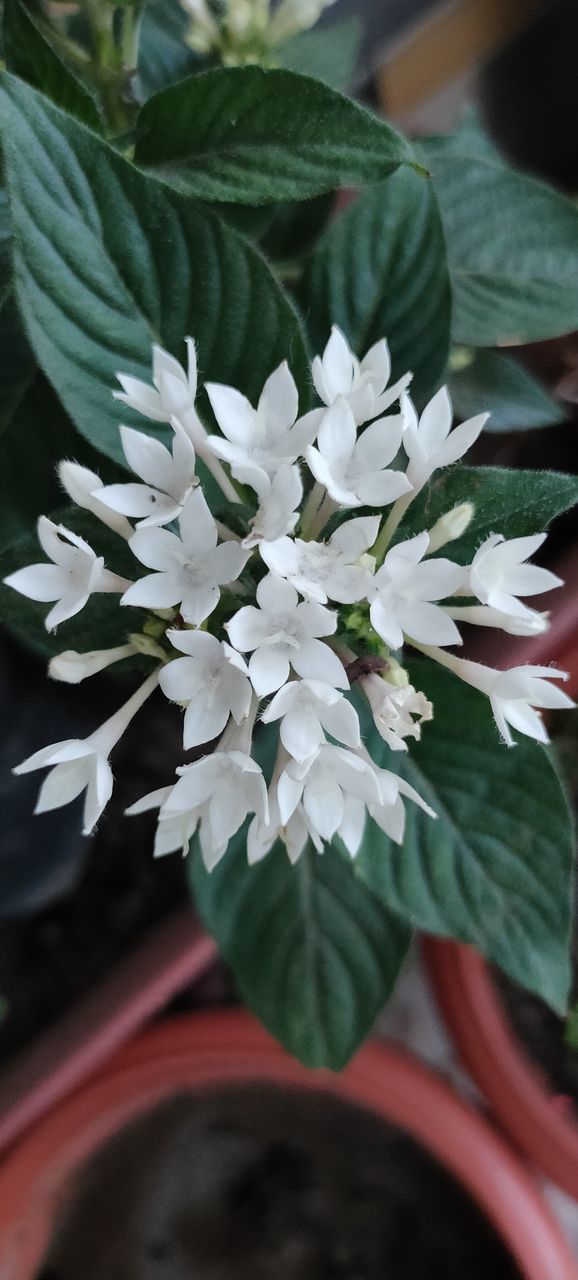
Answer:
[{"xmin": 38, "ymin": 1084, "xmax": 520, "ymax": 1280}]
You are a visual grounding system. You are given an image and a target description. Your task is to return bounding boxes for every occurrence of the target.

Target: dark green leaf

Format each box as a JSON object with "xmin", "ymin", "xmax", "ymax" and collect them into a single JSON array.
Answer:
[
  {"xmin": 190, "ymin": 835, "xmax": 410, "ymax": 1069},
  {"xmin": 449, "ymin": 348, "xmax": 565, "ymax": 432},
  {"xmin": 279, "ymin": 15, "xmax": 362, "ymax": 92},
  {"xmin": 134, "ymin": 66, "xmax": 414, "ymax": 204},
  {"xmin": 397, "ymin": 466, "xmax": 578, "ymax": 564},
  {"xmin": 297, "ymin": 170, "xmax": 451, "ymax": 406},
  {"xmin": 138, "ymin": 0, "xmax": 201, "ymax": 98},
  {"xmin": 0, "ymin": 74, "xmax": 309, "ymax": 467},
  {"xmin": 354, "ymin": 661, "xmax": 574, "ymax": 1013},
  {"xmin": 0, "ymin": 289, "xmax": 36, "ymax": 437},
  {"xmin": 3, "ymin": 0, "xmax": 101, "ymax": 128},
  {"xmin": 0, "ymin": 506, "xmax": 141, "ymax": 658},
  {"xmin": 422, "ymin": 130, "xmax": 578, "ymax": 345}
]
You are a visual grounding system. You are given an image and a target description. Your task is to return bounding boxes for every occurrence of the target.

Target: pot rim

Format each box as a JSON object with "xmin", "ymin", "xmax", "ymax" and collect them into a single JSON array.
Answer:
[
  {"xmin": 0, "ymin": 1008, "xmax": 575, "ymax": 1280},
  {"xmin": 424, "ymin": 934, "xmax": 578, "ymax": 1203}
]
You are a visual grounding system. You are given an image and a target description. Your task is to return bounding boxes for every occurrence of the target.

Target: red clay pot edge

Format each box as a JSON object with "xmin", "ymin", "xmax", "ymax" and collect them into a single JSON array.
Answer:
[
  {"xmin": 424, "ymin": 935, "xmax": 578, "ymax": 1201},
  {"xmin": 0, "ymin": 1010, "xmax": 576, "ymax": 1280}
]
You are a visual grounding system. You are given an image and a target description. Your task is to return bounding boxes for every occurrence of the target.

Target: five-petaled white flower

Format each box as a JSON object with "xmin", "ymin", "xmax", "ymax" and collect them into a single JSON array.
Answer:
[
  {"xmin": 122, "ymin": 488, "xmax": 249, "ymax": 626},
  {"xmin": 241, "ymin": 463, "xmax": 303, "ymax": 548},
  {"xmin": 277, "ymin": 743, "xmax": 381, "ymax": 846},
  {"xmin": 226, "ymin": 572, "xmax": 347, "ymax": 696},
  {"xmin": 261, "ymin": 679, "xmax": 360, "ymax": 763},
  {"xmin": 98, "ymin": 423, "xmax": 197, "ymax": 528},
  {"xmin": 14, "ymin": 670, "xmax": 159, "ymax": 834},
  {"xmin": 206, "ymin": 362, "xmax": 321, "ymax": 485},
  {"xmin": 3, "ymin": 516, "xmax": 130, "ymax": 632},
  {"xmin": 402, "ymin": 387, "xmax": 488, "ymax": 492},
  {"xmin": 261, "ymin": 515, "xmax": 379, "ymax": 604},
  {"xmin": 439, "ymin": 656, "xmax": 575, "ymax": 747},
  {"xmin": 306, "ymin": 399, "xmax": 411, "ymax": 509},
  {"xmin": 369, "ymin": 531, "xmax": 464, "ymax": 650},
  {"xmin": 160, "ymin": 747, "xmax": 269, "ymax": 870},
  {"xmin": 115, "ymin": 340, "xmax": 200, "ymax": 430},
  {"xmin": 362, "ymin": 674, "xmax": 433, "ymax": 751},
  {"xmin": 159, "ymin": 629, "xmax": 252, "ymax": 749},
  {"xmin": 312, "ymin": 326, "xmax": 411, "ymax": 425},
  {"xmin": 469, "ymin": 533, "xmax": 562, "ymax": 622}
]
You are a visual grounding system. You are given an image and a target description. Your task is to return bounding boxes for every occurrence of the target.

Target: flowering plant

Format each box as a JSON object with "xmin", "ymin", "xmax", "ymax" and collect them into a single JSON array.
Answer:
[{"xmin": 1, "ymin": 0, "xmax": 578, "ymax": 1066}]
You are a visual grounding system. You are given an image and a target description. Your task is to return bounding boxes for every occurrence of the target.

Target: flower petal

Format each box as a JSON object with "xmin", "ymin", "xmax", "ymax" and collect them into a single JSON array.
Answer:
[
  {"xmin": 3, "ymin": 563, "xmax": 68, "ymax": 602},
  {"xmin": 249, "ymin": 646, "xmax": 290, "ymax": 696}
]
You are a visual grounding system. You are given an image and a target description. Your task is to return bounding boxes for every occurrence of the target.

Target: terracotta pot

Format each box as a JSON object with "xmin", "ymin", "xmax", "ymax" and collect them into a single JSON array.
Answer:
[
  {"xmin": 0, "ymin": 1010, "xmax": 575, "ymax": 1280},
  {"xmin": 425, "ymin": 936, "xmax": 578, "ymax": 1204}
]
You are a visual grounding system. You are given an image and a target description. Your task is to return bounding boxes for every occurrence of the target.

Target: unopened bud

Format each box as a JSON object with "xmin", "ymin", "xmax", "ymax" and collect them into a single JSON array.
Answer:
[
  {"xmin": 383, "ymin": 655, "xmax": 409, "ymax": 689},
  {"xmin": 428, "ymin": 503, "xmax": 474, "ymax": 553}
]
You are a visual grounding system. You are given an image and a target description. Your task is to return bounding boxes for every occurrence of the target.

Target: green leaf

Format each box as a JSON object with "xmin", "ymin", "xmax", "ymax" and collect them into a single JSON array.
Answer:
[
  {"xmin": 279, "ymin": 15, "xmax": 362, "ymax": 92},
  {"xmin": 449, "ymin": 348, "xmax": 565, "ymax": 432},
  {"xmin": 190, "ymin": 836, "xmax": 411, "ymax": 1069},
  {"xmin": 3, "ymin": 0, "xmax": 101, "ymax": 129},
  {"xmin": 0, "ymin": 506, "xmax": 140, "ymax": 658},
  {"xmin": 0, "ymin": 74, "xmax": 309, "ymax": 467},
  {"xmin": 354, "ymin": 662, "xmax": 574, "ymax": 1013},
  {"xmin": 397, "ymin": 466, "xmax": 578, "ymax": 564},
  {"xmin": 297, "ymin": 170, "xmax": 451, "ymax": 406},
  {"xmin": 0, "ymin": 289, "xmax": 36, "ymax": 437},
  {"xmin": 422, "ymin": 130, "xmax": 578, "ymax": 345},
  {"xmin": 134, "ymin": 66, "xmax": 414, "ymax": 204},
  {"xmin": 138, "ymin": 0, "xmax": 201, "ymax": 98}
]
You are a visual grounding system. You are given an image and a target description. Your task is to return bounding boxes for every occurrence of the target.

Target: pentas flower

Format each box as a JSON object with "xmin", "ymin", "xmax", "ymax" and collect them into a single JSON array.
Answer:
[
  {"xmin": 122, "ymin": 488, "xmax": 249, "ymax": 626},
  {"xmin": 306, "ymin": 399, "xmax": 411, "ymax": 509},
  {"xmin": 5, "ymin": 327, "xmax": 574, "ymax": 873},
  {"xmin": 402, "ymin": 387, "xmax": 488, "ymax": 492},
  {"xmin": 4, "ymin": 516, "xmax": 130, "ymax": 632},
  {"xmin": 369, "ymin": 531, "xmax": 464, "ymax": 650},
  {"xmin": 98, "ymin": 423, "xmax": 197, "ymax": 529},
  {"xmin": 311, "ymin": 327, "xmax": 411, "ymax": 425},
  {"xmin": 261, "ymin": 516, "xmax": 379, "ymax": 604},
  {"xmin": 159, "ymin": 630, "xmax": 252, "ymax": 749},
  {"xmin": 206, "ymin": 362, "xmax": 321, "ymax": 484},
  {"xmin": 226, "ymin": 572, "xmax": 347, "ymax": 696}
]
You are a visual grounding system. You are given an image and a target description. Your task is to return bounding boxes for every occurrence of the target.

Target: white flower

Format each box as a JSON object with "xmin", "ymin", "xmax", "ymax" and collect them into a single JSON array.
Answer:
[
  {"xmin": 206, "ymin": 362, "xmax": 321, "ymax": 482},
  {"xmin": 58, "ymin": 462, "xmax": 132, "ymax": 540},
  {"xmin": 161, "ymin": 748, "xmax": 269, "ymax": 870},
  {"xmin": 226, "ymin": 572, "xmax": 347, "ymax": 696},
  {"xmin": 115, "ymin": 340, "xmax": 200, "ymax": 430},
  {"xmin": 267, "ymin": 0, "xmax": 338, "ymax": 45},
  {"xmin": 49, "ymin": 643, "xmax": 137, "ymax": 684},
  {"xmin": 446, "ymin": 604, "xmax": 549, "ymax": 637},
  {"xmin": 402, "ymin": 387, "xmax": 488, "ymax": 491},
  {"xmin": 261, "ymin": 679, "xmax": 360, "ymax": 763},
  {"xmin": 469, "ymin": 533, "xmax": 563, "ymax": 622},
  {"xmin": 126, "ymin": 785, "xmax": 200, "ymax": 859},
  {"xmin": 369, "ymin": 532, "xmax": 464, "ymax": 650},
  {"xmin": 368, "ymin": 764, "xmax": 436, "ymax": 844},
  {"xmin": 14, "ymin": 670, "xmax": 159, "ymax": 834},
  {"xmin": 241, "ymin": 463, "xmax": 303, "ymax": 548},
  {"xmin": 181, "ymin": 0, "xmax": 219, "ymax": 50},
  {"xmin": 306, "ymin": 399, "xmax": 411, "ymax": 509},
  {"xmin": 98, "ymin": 423, "xmax": 197, "ymax": 529},
  {"xmin": 159, "ymin": 630, "xmax": 252, "ymax": 749},
  {"xmin": 277, "ymin": 743, "xmax": 381, "ymax": 846},
  {"xmin": 247, "ymin": 790, "xmax": 313, "ymax": 865},
  {"xmin": 3, "ymin": 516, "xmax": 130, "ymax": 632},
  {"xmin": 363, "ymin": 673, "xmax": 433, "ymax": 751},
  {"xmin": 261, "ymin": 515, "xmax": 379, "ymax": 604},
  {"xmin": 121, "ymin": 488, "xmax": 249, "ymax": 626},
  {"xmin": 424, "ymin": 649, "xmax": 575, "ymax": 747},
  {"xmin": 311, "ymin": 327, "xmax": 411, "ymax": 425}
]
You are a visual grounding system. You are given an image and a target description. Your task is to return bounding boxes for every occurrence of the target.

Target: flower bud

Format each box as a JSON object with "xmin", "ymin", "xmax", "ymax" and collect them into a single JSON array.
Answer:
[{"xmin": 427, "ymin": 502, "xmax": 474, "ymax": 553}]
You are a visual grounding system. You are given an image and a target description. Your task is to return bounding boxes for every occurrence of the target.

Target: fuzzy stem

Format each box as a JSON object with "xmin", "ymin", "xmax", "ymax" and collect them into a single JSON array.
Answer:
[{"xmin": 371, "ymin": 490, "xmax": 415, "ymax": 563}]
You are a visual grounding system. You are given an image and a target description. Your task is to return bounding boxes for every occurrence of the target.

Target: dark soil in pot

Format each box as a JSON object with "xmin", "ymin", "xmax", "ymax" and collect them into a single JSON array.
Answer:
[{"xmin": 37, "ymin": 1084, "xmax": 521, "ymax": 1280}]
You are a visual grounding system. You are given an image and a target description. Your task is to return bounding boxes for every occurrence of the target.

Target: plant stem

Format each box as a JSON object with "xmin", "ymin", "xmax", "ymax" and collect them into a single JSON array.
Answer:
[{"xmin": 372, "ymin": 491, "xmax": 415, "ymax": 563}]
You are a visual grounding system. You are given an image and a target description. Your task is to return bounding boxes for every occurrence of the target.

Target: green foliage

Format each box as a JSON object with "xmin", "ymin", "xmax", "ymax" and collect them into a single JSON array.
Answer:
[
  {"xmin": 190, "ymin": 830, "xmax": 410, "ymax": 1070},
  {"xmin": 354, "ymin": 663, "xmax": 575, "ymax": 1014},
  {"xmin": 450, "ymin": 348, "xmax": 565, "ymax": 432},
  {"xmin": 279, "ymin": 15, "xmax": 362, "ymax": 92},
  {"xmin": 0, "ymin": 73, "xmax": 309, "ymax": 467},
  {"xmin": 3, "ymin": 0, "xmax": 101, "ymax": 129},
  {"xmin": 138, "ymin": 0, "xmax": 201, "ymax": 98},
  {"xmin": 422, "ymin": 129, "xmax": 578, "ymax": 346},
  {"xmin": 134, "ymin": 66, "xmax": 414, "ymax": 204},
  {"xmin": 397, "ymin": 466, "xmax": 578, "ymax": 564},
  {"xmin": 298, "ymin": 169, "xmax": 451, "ymax": 406}
]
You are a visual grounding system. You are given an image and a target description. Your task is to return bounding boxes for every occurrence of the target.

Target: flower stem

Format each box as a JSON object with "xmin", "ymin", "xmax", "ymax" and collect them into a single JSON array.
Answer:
[{"xmin": 372, "ymin": 491, "xmax": 414, "ymax": 563}]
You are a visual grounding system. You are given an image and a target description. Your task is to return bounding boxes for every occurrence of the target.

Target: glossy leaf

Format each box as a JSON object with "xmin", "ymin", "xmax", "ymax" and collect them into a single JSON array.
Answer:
[{"xmin": 449, "ymin": 348, "xmax": 565, "ymax": 432}]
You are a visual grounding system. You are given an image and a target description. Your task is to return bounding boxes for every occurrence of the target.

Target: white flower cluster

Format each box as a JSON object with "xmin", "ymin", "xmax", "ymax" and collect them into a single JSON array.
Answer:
[
  {"xmin": 182, "ymin": 0, "xmax": 338, "ymax": 59},
  {"xmin": 6, "ymin": 329, "xmax": 574, "ymax": 868}
]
